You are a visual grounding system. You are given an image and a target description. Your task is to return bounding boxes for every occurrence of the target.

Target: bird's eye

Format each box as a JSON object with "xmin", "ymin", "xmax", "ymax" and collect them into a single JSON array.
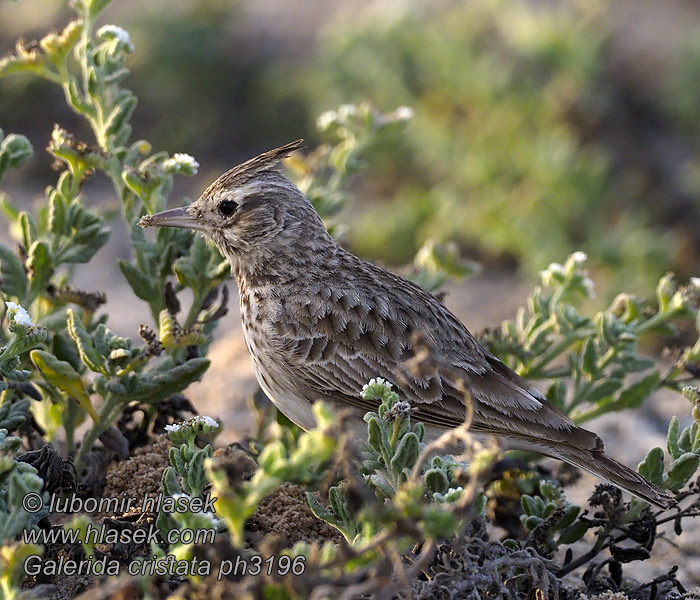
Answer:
[{"xmin": 218, "ymin": 199, "xmax": 238, "ymax": 217}]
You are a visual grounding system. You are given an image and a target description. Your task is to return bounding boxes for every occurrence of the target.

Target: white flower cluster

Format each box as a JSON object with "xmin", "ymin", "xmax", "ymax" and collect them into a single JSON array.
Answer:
[
  {"xmin": 316, "ymin": 110, "xmax": 339, "ymax": 131},
  {"xmin": 196, "ymin": 415, "xmax": 219, "ymax": 429},
  {"xmin": 392, "ymin": 106, "xmax": 414, "ymax": 121},
  {"xmin": 539, "ymin": 251, "xmax": 594, "ymax": 297},
  {"xmin": 163, "ymin": 415, "xmax": 218, "ymax": 434},
  {"xmin": 163, "ymin": 153, "xmax": 199, "ymax": 175},
  {"xmin": 97, "ymin": 25, "xmax": 134, "ymax": 52},
  {"xmin": 546, "ymin": 262, "xmax": 565, "ymax": 276},
  {"xmin": 5, "ymin": 301, "xmax": 33, "ymax": 327},
  {"xmin": 362, "ymin": 377, "xmax": 393, "ymax": 395},
  {"xmin": 316, "ymin": 104, "xmax": 361, "ymax": 131}
]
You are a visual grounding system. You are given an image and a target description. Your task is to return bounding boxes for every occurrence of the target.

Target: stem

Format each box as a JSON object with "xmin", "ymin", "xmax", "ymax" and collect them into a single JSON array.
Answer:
[
  {"xmin": 596, "ymin": 347, "xmax": 617, "ymax": 372},
  {"xmin": 64, "ymin": 399, "xmax": 78, "ymax": 455},
  {"xmin": 183, "ymin": 291, "xmax": 203, "ymax": 330},
  {"xmin": 571, "ymin": 404, "xmax": 607, "ymax": 425},
  {"xmin": 566, "ymin": 379, "xmax": 592, "ymax": 413}
]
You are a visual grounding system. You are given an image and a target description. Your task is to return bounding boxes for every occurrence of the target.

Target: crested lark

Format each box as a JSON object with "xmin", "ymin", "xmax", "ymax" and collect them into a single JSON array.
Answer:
[{"xmin": 140, "ymin": 140, "xmax": 674, "ymax": 508}]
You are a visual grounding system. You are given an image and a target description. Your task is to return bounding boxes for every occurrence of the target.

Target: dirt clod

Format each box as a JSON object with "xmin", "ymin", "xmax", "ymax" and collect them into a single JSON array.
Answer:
[{"xmin": 247, "ymin": 483, "xmax": 343, "ymax": 547}]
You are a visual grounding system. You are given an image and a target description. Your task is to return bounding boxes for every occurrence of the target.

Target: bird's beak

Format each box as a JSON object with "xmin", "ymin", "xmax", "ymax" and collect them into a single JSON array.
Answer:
[{"xmin": 138, "ymin": 206, "xmax": 206, "ymax": 231}]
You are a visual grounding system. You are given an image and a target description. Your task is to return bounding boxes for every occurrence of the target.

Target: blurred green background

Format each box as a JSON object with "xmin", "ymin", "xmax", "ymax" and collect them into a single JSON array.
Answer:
[{"xmin": 3, "ymin": 0, "xmax": 700, "ymax": 296}]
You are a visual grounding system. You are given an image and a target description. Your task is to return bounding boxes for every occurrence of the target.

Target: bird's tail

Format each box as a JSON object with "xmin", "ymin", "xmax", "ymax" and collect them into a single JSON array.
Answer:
[{"xmin": 553, "ymin": 445, "xmax": 675, "ymax": 509}]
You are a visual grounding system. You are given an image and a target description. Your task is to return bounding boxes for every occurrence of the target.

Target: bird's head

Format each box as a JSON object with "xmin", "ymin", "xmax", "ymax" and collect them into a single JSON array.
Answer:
[{"xmin": 139, "ymin": 140, "xmax": 328, "ymax": 267}]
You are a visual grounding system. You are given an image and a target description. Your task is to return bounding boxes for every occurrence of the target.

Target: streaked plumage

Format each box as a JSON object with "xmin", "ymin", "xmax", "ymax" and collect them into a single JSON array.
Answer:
[{"xmin": 140, "ymin": 140, "xmax": 674, "ymax": 508}]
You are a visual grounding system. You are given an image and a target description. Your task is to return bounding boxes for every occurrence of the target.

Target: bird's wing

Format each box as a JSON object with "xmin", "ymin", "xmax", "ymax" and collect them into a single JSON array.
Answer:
[{"xmin": 269, "ymin": 271, "xmax": 601, "ymax": 452}]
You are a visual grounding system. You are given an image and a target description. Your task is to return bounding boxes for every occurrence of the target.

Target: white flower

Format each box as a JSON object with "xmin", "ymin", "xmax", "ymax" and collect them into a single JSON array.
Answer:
[
  {"xmin": 164, "ymin": 423, "xmax": 181, "ymax": 433},
  {"xmin": 164, "ymin": 153, "xmax": 199, "ymax": 175},
  {"xmin": 200, "ymin": 511, "xmax": 221, "ymax": 527},
  {"xmin": 571, "ymin": 251, "xmax": 588, "ymax": 264},
  {"xmin": 172, "ymin": 153, "xmax": 199, "ymax": 170},
  {"xmin": 690, "ymin": 277, "xmax": 700, "ymax": 289},
  {"xmin": 97, "ymin": 25, "xmax": 134, "ymax": 52},
  {"xmin": 393, "ymin": 106, "xmax": 414, "ymax": 121},
  {"xmin": 362, "ymin": 377, "xmax": 393, "ymax": 396},
  {"xmin": 316, "ymin": 110, "xmax": 337, "ymax": 131},
  {"xmin": 337, "ymin": 104, "xmax": 359, "ymax": 120},
  {"xmin": 195, "ymin": 415, "xmax": 218, "ymax": 429},
  {"xmin": 547, "ymin": 262, "xmax": 565, "ymax": 275},
  {"xmin": 5, "ymin": 301, "xmax": 33, "ymax": 327}
]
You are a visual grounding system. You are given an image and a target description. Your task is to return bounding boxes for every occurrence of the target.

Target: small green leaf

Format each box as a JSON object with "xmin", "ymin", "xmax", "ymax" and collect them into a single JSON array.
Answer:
[
  {"xmin": 48, "ymin": 190, "xmax": 66, "ymax": 235},
  {"xmin": 539, "ymin": 480, "xmax": 559, "ymax": 502},
  {"xmin": 26, "ymin": 240, "xmax": 52, "ymax": 299},
  {"xmin": 656, "ymin": 273, "xmax": 675, "ymax": 314},
  {"xmin": 0, "ymin": 397, "xmax": 29, "ymax": 433},
  {"xmin": 0, "ymin": 133, "xmax": 33, "ymax": 181},
  {"xmin": 161, "ymin": 466, "xmax": 180, "ymax": 497},
  {"xmin": 118, "ymin": 259, "xmax": 156, "ymax": 303},
  {"xmin": 667, "ymin": 416, "xmax": 681, "ymax": 460},
  {"xmin": 328, "ymin": 486, "xmax": 351, "ymax": 522},
  {"xmin": 60, "ymin": 229, "xmax": 110, "ymax": 263},
  {"xmin": 30, "ymin": 349, "xmax": 98, "ymax": 421},
  {"xmin": 580, "ymin": 338, "xmax": 597, "ymax": 376},
  {"xmin": 546, "ymin": 380, "xmax": 567, "ymax": 410},
  {"xmin": 638, "ymin": 446, "xmax": 664, "ymax": 486},
  {"xmin": 0, "ymin": 244, "xmax": 27, "ymax": 300},
  {"xmin": 424, "ymin": 468, "xmax": 449, "ymax": 495},
  {"xmin": 678, "ymin": 423, "xmax": 695, "ymax": 454},
  {"xmin": 390, "ymin": 431, "xmax": 419, "ymax": 476},
  {"xmin": 558, "ymin": 520, "xmax": 588, "ymax": 544},
  {"xmin": 559, "ymin": 504, "xmax": 580, "ymax": 529},
  {"xmin": 185, "ymin": 448, "xmax": 209, "ymax": 497},
  {"xmin": 366, "ymin": 416, "xmax": 382, "ymax": 453},
  {"xmin": 306, "ymin": 493, "xmax": 339, "ymax": 528},
  {"xmin": 524, "ymin": 515, "xmax": 542, "ymax": 530},
  {"xmin": 521, "ymin": 494, "xmax": 538, "ymax": 516},
  {"xmin": 105, "ymin": 94, "xmax": 137, "ymax": 136},
  {"xmin": 67, "ymin": 309, "xmax": 106, "ymax": 374},
  {"xmin": 422, "ymin": 507, "xmax": 458, "ymax": 539},
  {"xmin": 665, "ymin": 452, "xmax": 700, "ymax": 491},
  {"xmin": 615, "ymin": 372, "xmax": 661, "ymax": 410},
  {"xmin": 587, "ymin": 379, "xmax": 623, "ymax": 403},
  {"xmin": 124, "ymin": 358, "xmax": 210, "ymax": 404}
]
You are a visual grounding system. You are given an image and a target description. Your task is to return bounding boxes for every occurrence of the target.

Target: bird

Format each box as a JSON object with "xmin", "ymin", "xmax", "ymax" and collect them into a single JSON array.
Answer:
[{"xmin": 139, "ymin": 139, "xmax": 674, "ymax": 508}]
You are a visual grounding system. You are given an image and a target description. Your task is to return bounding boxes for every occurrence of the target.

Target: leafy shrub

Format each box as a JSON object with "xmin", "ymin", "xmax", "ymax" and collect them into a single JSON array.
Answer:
[{"xmin": 307, "ymin": 0, "xmax": 677, "ymax": 292}]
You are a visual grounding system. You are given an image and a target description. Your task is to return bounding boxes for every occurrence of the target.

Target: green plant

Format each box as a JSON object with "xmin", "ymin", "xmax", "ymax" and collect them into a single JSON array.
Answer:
[
  {"xmin": 0, "ymin": 0, "xmax": 231, "ymax": 469},
  {"xmin": 162, "ymin": 415, "xmax": 221, "ymax": 496},
  {"xmin": 156, "ymin": 416, "xmax": 224, "ymax": 574},
  {"xmin": 481, "ymin": 252, "xmax": 700, "ymax": 424},
  {"xmin": 309, "ymin": 0, "xmax": 674, "ymax": 292},
  {"xmin": 639, "ymin": 393, "xmax": 700, "ymax": 493}
]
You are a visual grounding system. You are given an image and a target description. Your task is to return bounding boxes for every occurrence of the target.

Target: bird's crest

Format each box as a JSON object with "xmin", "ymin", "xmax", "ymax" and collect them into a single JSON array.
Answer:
[{"xmin": 202, "ymin": 139, "xmax": 304, "ymax": 197}]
